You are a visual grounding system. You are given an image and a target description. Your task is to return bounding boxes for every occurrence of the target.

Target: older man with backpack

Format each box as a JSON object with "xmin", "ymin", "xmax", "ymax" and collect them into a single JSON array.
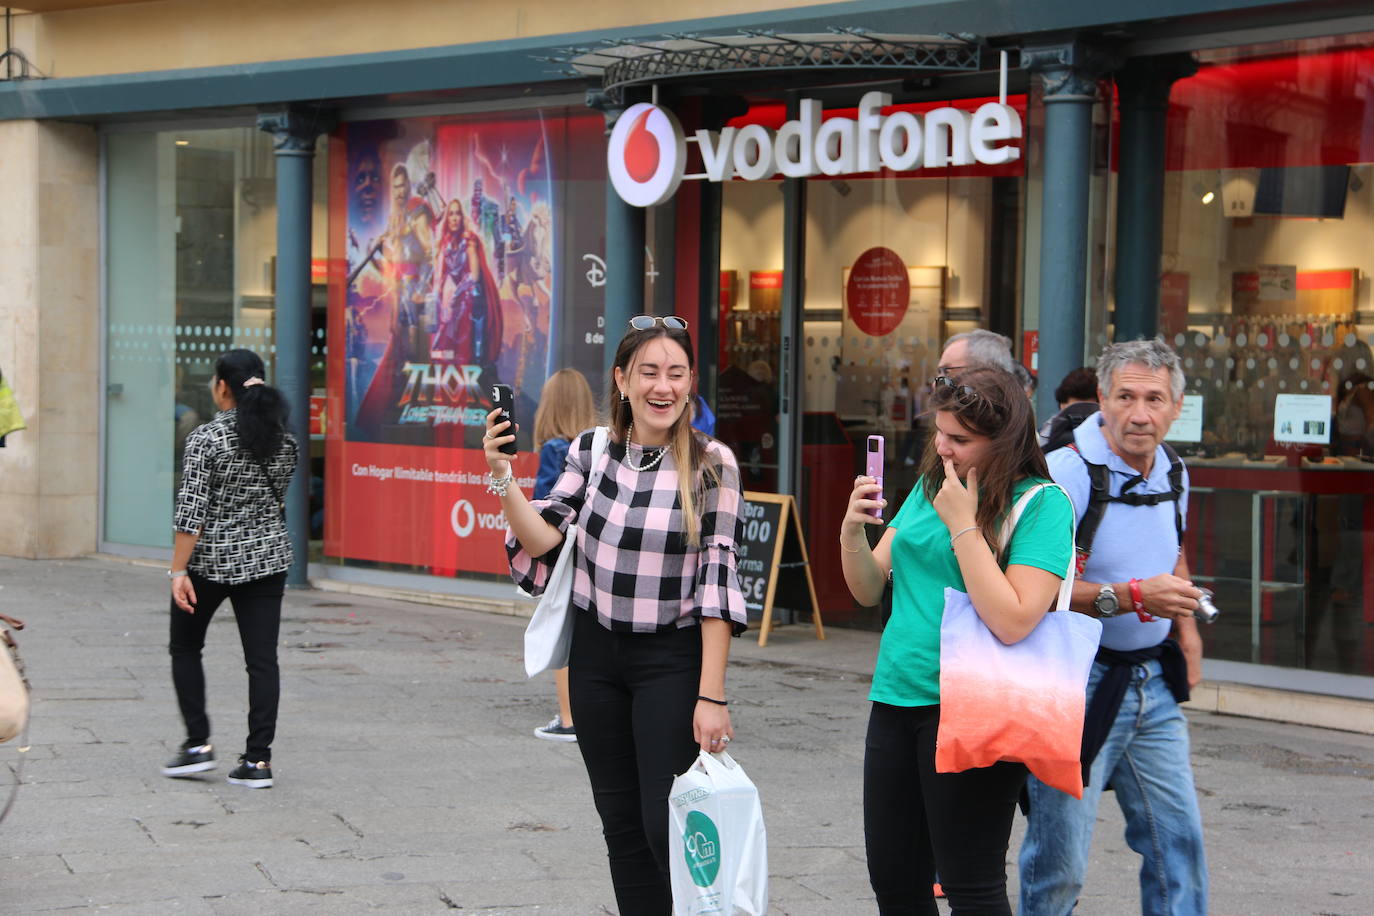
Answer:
[{"xmin": 1019, "ymin": 338, "xmax": 1208, "ymax": 916}]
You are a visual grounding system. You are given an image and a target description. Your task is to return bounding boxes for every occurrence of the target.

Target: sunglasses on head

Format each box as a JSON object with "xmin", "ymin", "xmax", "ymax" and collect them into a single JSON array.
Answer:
[
  {"xmin": 930, "ymin": 374, "xmax": 984, "ymax": 404},
  {"xmin": 628, "ymin": 315, "xmax": 689, "ymax": 331}
]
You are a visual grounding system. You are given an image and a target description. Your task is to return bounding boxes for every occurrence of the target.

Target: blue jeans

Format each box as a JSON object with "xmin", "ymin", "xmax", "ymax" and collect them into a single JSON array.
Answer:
[{"xmin": 1018, "ymin": 658, "xmax": 1207, "ymax": 916}]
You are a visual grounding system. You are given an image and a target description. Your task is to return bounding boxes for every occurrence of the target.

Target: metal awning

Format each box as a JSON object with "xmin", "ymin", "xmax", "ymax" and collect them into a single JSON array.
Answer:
[{"xmin": 546, "ymin": 30, "xmax": 986, "ymax": 103}]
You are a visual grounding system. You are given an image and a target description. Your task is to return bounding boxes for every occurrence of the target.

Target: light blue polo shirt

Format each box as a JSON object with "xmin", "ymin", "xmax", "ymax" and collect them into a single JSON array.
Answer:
[{"xmin": 1046, "ymin": 415, "xmax": 1189, "ymax": 651}]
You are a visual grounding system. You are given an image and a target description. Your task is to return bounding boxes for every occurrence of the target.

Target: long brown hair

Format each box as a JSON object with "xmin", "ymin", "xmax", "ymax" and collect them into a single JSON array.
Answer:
[
  {"xmin": 533, "ymin": 368, "xmax": 598, "ymax": 449},
  {"xmin": 918, "ymin": 366, "xmax": 1050, "ymax": 557},
  {"xmin": 606, "ymin": 325, "xmax": 719, "ymax": 547}
]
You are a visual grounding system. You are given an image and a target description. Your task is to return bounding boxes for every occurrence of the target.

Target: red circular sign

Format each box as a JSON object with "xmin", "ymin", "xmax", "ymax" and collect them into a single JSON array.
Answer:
[{"xmin": 846, "ymin": 247, "xmax": 910, "ymax": 337}]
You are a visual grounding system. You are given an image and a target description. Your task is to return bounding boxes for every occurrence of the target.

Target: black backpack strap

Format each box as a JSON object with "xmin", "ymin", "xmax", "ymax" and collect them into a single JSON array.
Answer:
[
  {"xmin": 1163, "ymin": 442, "xmax": 1185, "ymax": 552},
  {"xmin": 1075, "ymin": 451, "xmax": 1113, "ymax": 560},
  {"xmin": 1074, "ymin": 443, "xmax": 1186, "ymax": 559}
]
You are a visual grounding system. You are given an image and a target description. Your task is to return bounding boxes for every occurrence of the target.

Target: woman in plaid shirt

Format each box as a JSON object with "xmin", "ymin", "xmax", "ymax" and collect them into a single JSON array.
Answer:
[{"xmin": 487, "ymin": 317, "xmax": 748, "ymax": 914}]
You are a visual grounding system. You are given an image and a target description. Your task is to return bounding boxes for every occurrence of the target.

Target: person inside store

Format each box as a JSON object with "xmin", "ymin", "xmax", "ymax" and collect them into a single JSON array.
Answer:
[
  {"xmin": 527, "ymin": 367, "xmax": 600, "ymax": 743},
  {"xmin": 161, "ymin": 348, "xmax": 298, "ymax": 790},
  {"xmin": 1037, "ymin": 366, "xmax": 1100, "ymax": 449},
  {"xmin": 839, "ymin": 366, "xmax": 1075, "ymax": 914},
  {"xmin": 1019, "ymin": 337, "xmax": 1208, "ymax": 916},
  {"xmin": 938, "ymin": 329, "xmax": 1016, "ymax": 377},
  {"xmin": 487, "ymin": 315, "xmax": 748, "ymax": 913}
]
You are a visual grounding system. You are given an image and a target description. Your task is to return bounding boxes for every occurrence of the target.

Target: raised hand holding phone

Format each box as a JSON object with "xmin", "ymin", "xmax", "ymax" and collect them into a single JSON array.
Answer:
[{"xmin": 490, "ymin": 384, "xmax": 518, "ymax": 456}]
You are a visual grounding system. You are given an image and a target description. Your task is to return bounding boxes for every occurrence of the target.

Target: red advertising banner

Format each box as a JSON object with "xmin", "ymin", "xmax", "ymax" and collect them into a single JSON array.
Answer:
[{"xmin": 339, "ymin": 443, "xmax": 536, "ymax": 574}]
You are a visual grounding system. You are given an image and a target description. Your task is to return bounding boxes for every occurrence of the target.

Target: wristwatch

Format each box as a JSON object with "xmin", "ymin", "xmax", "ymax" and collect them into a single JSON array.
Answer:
[{"xmin": 1093, "ymin": 584, "xmax": 1121, "ymax": 618}]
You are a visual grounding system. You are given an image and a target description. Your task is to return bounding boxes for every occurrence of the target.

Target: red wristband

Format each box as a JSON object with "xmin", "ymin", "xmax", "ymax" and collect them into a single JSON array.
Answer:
[{"xmin": 1128, "ymin": 578, "xmax": 1154, "ymax": 622}]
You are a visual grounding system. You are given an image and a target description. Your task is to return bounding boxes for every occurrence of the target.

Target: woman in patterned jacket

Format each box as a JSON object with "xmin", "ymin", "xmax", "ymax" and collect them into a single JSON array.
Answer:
[
  {"xmin": 486, "ymin": 317, "xmax": 748, "ymax": 914},
  {"xmin": 160, "ymin": 348, "xmax": 298, "ymax": 789}
]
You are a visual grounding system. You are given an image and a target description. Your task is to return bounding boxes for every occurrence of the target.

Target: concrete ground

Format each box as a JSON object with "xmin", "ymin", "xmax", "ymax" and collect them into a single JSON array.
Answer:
[{"xmin": 0, "ymin": 555, "xmax": 1371, "ymax": 914}]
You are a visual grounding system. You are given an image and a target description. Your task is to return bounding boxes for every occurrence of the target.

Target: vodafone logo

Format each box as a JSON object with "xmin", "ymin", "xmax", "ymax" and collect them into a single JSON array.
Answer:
[
  {"xmin": 607, "ymin": 90, "xmax": 1023, "ymax": 208},
  {"xmin": 607, "ymin": 102, "xmax": 687, "ymax": 208},
  {"xmin": 451, "ymin": 499, "xmax": 476, "ymax": 538},
  {"xmin": 450, "ymin": 499, "xmax": 509, "ymax": 539}
]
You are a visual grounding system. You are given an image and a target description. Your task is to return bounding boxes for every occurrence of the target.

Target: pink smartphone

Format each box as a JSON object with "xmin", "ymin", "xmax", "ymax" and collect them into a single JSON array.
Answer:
[{"xmin": 866, "ymin": 435, "xmax": 885, "ymax": 519}]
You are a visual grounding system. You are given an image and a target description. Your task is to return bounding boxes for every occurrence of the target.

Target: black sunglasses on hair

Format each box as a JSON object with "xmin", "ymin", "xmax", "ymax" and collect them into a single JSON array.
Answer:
[
  {"xmin": 931, "ymin": 375, "xmax": 978, "ymax": 399},
  {"xmin": 628, "ymin": 315, "xmax": 689, "ymax": 331}
]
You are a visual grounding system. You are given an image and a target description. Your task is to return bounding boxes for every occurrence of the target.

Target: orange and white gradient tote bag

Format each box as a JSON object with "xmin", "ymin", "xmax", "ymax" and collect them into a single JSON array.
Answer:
[{"xmin": 935, "ymin": 485, "xmax": 1101, "ymax": 798}]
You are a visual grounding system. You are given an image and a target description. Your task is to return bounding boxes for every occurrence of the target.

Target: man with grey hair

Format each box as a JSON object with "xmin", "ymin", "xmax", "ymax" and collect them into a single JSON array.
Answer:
[
  {"xmin": 1019, "ymin": 337, "xmax": 1208, "ymax": 915},
  {"xmin": 938, "ymin": 329, "xmax": 1016, "ymax": 376}
]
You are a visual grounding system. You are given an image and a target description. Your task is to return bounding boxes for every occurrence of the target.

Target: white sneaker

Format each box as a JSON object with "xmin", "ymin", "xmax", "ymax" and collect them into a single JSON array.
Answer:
[{"xmin": 533, "ymin": 715, "xmax": 577, "ymax": 742}]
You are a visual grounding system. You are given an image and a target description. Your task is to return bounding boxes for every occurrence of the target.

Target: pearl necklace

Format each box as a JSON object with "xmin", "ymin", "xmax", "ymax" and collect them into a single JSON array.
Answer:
[{"xmin": 624, "ymin": 424, "xmax": 669, "ymax": 472}]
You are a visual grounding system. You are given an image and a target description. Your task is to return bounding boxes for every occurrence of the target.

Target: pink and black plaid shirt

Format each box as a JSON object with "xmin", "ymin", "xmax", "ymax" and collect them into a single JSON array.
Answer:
[{"xmin": 507, "ymin": 429, "xmax": 748, "ymax": 635}]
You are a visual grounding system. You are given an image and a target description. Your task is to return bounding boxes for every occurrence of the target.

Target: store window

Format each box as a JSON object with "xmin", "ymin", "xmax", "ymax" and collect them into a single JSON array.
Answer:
[
  {"xmin": 103, "ymin": 127, "xmax": 329, "ymax": 550},
  {"xmin": 714, "ymin": 95, "xmax": 1027, "ymax": 626},
  {"xmin": 1126, "ymin": 39, "xmax": 1374, "ymax": 676}
]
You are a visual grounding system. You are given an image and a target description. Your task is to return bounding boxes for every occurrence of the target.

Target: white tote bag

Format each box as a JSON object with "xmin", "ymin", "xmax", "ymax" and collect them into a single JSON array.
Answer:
[
  {"xmin": 669, "ymin": 750, "xmax": 769, "ymax": 916},
  {"xmin": 935, "ymin": 484, "xmax": 1103, "ymax": 798},
  {"xmin": 522, "ymin": 426, "xmax": 608, "ymax": 678}
]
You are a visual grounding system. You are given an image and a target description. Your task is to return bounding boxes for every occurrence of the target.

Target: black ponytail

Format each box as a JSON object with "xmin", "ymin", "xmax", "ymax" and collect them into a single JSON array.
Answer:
[{"xmin": 213, "ymin": 348, "xmax": 289, "ymax": 462}]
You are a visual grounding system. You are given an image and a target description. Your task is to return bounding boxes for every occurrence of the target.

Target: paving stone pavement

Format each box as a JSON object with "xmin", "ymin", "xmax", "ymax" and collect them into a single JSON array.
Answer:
[{"xmin": 0, "ymin": 555, "xmax": 1372, "ymax": 914}]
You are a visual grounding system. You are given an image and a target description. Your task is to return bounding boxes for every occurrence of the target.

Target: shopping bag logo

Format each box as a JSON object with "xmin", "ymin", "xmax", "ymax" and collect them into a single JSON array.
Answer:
[{"xmin": 682, "ymin": 811, "xmax": 721, "ymax": 887}]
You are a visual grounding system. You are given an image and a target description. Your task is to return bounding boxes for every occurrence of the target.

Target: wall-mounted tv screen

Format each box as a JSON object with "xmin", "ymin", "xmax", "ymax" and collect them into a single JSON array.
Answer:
[{"xmin": 1254, "ymin": 165, "xmax": 1350, "ymax": 218}]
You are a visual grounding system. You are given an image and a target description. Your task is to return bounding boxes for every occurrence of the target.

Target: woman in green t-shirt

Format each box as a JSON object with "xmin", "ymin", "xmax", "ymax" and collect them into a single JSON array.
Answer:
[{"xmin": 839, "ymin": 367, "xmax": 1074, "ymax": 915}]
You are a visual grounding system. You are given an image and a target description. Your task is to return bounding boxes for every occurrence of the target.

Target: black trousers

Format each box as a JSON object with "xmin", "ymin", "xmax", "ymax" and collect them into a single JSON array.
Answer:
[
  {"xmin": 568, "ymin": 608, "xmax": 702, "ymax": 916},
  {"xmin": 168, "ymin": 570, "xmax": 286, "ymax": 762},
  {"xmin": 864, "ymin": 702, "xmax": 1028, "ymax": 915}
]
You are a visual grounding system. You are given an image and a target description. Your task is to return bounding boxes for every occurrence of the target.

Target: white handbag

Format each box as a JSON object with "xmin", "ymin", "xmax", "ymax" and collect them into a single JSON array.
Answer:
[{"xmin": 522, "ymin": 426, "xmax": 608, "ymax": 678}]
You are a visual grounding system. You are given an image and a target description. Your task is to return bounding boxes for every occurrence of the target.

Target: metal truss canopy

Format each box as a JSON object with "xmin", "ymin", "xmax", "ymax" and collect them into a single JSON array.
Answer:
[{"xmin": 559, "ymin": 32, "xmax": 984, "ymax": 102}]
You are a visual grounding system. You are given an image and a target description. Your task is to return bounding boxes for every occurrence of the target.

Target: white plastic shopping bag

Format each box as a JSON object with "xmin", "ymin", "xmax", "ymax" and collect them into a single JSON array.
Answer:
[{"xmin": 668, "ymin": 750, "xmax": 768, "ymax": 915}]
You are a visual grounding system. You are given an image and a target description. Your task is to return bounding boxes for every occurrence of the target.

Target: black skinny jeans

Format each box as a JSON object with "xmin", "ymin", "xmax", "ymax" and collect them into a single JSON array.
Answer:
[
  {"xmin": 168, "ymin": 570, "xmax": 286, "ymax": 762},
  {"xmin": 568, "ymin": 608, "xmax": 702, "ymax": 916},
  {"xmin": 865, "ymin": 702, "xmax": 1028, "ymax": 915}
]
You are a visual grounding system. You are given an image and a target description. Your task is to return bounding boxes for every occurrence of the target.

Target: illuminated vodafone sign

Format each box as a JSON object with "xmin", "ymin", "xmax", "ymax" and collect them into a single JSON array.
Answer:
[{"xmin": 607, "ymin": 90, "xmax": 1022, "ymax": 207}]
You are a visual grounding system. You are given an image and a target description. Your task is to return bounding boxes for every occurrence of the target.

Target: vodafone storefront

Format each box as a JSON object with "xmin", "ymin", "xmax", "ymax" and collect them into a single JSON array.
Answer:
[
  {"xmin": 594, "ymin": 43, "xmax": 1032, "ymax": 628},
  {"xmin": 585, "ymin": 31, "xmax": 1374, "ymax": 700}
]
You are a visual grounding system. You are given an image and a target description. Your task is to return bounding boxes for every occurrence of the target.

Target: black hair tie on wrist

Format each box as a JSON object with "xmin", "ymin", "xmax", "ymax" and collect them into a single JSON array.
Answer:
[{"xmin": 697, "ymin": 695, "xmax": 728, "ymax": 706}]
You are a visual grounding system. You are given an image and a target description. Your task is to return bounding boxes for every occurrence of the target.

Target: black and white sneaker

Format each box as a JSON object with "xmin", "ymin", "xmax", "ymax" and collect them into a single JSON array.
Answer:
[
  {"xmin": 533, "ymin": 715, "xmax": 577, "ymax": 742},
  {"xmin": 161, "ymin": 742, "xmax": 216, "ymax": 777},
  {"xmin": 226, "ymin": 757, "xmax": 273, "ymax": 788}
]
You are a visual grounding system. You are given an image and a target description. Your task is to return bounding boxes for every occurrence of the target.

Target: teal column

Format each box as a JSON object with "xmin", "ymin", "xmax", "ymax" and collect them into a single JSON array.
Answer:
[
  {"xmin": 1024, "ymin": 45, "xmax": 1109, "ymax": 421},
  {"xmin": 1113, "ymin": 54, "xmax": 1197, "ymax": 341},
  {"xmin": 778, "ymin": 93, "xmax": 807, "ymax": 501},
  {"xmin": 257, "ymin": 107, "xmax": 334, "ymax": 588},
  {"xmin": 588, "ymin": 92, "xmax": 646, "ymax": 367}
]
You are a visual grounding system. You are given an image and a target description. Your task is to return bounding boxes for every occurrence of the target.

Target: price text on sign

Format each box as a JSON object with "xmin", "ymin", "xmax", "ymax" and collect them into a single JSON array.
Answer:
[{"xmin": 735, "ymin": 497, "xmax": 785, "ymax": 614}]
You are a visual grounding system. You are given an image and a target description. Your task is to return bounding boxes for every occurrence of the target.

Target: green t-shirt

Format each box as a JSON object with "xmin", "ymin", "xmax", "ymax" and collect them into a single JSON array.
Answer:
[{"xmin": 868, "ymin": 476, "xmax": 1075, "ymax": 708}]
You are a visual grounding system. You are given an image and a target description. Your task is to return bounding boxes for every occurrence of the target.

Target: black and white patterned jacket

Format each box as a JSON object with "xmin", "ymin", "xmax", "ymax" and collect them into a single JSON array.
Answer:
[{"xmin": 174, "ymin": 409, "xmax": 298, "ymax": 584}]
